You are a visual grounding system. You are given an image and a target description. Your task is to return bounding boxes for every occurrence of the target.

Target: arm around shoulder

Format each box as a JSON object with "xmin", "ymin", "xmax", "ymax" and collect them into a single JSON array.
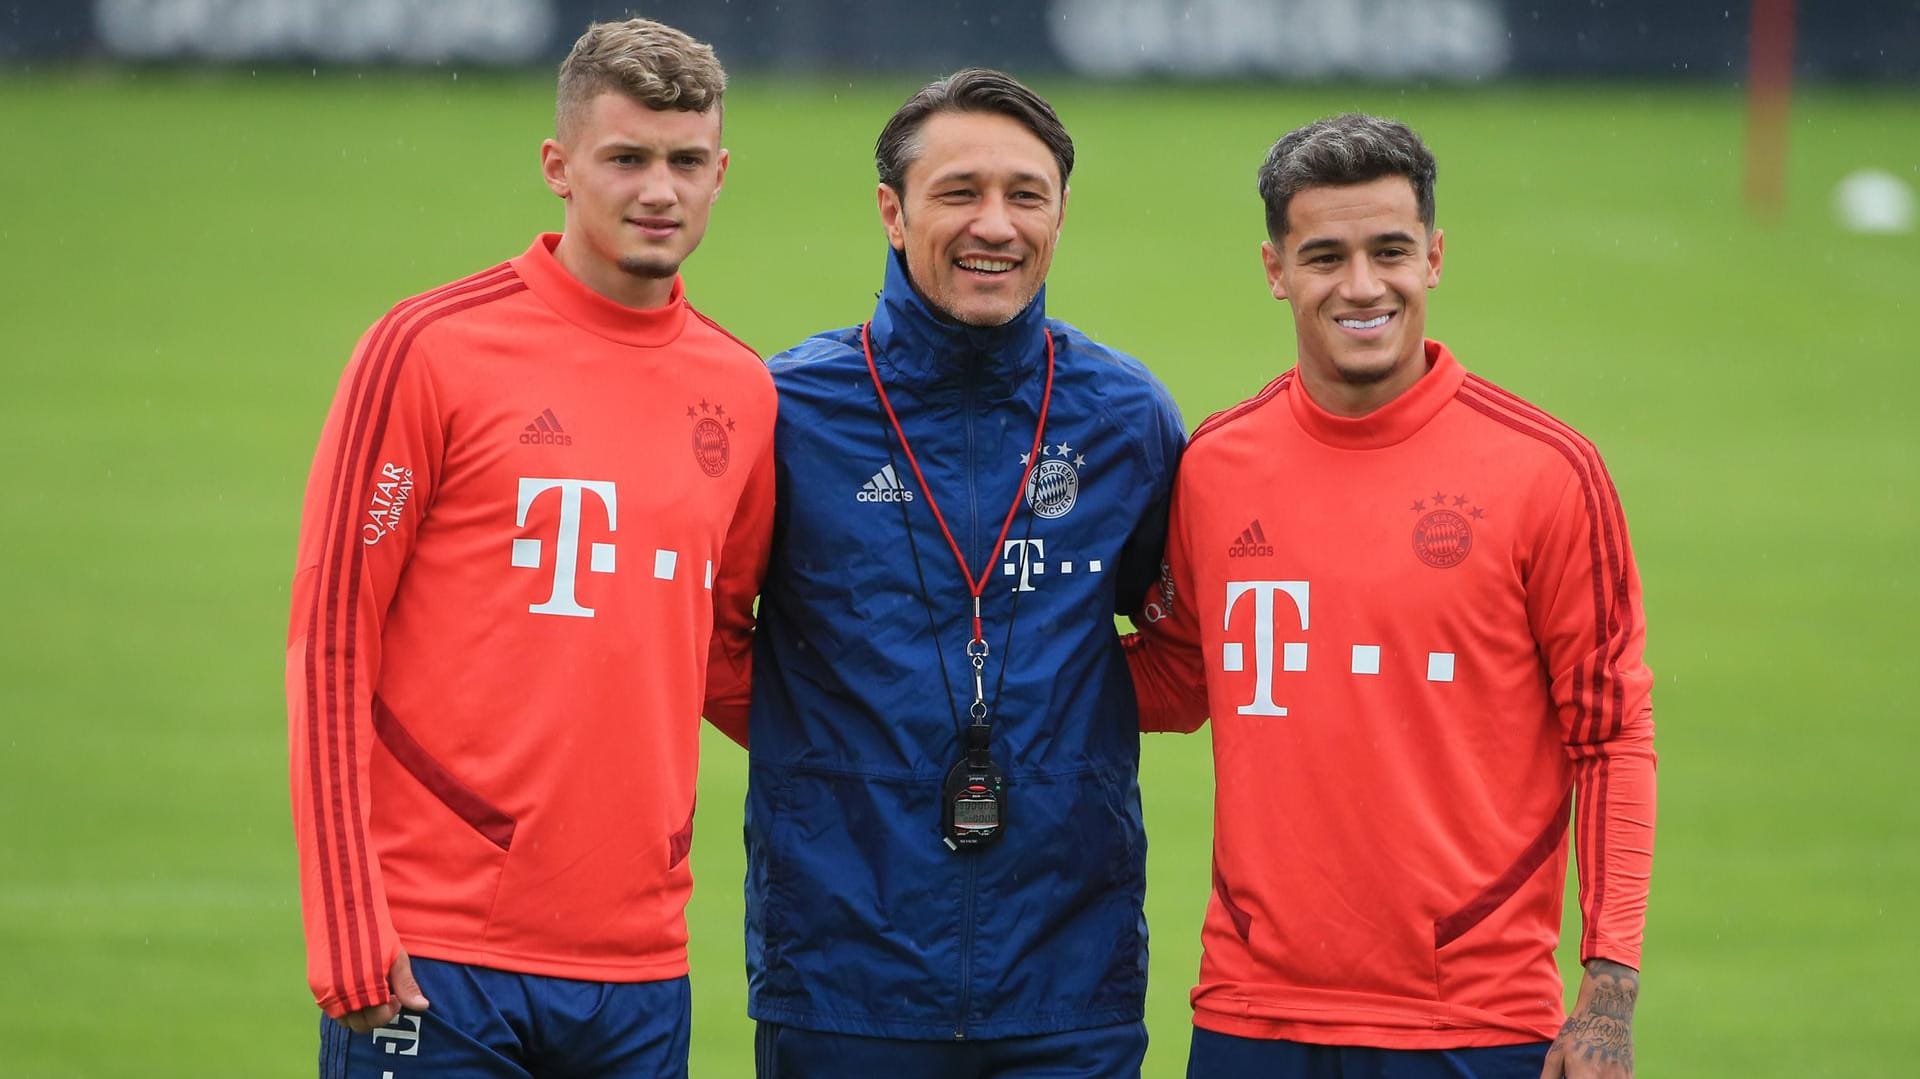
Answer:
[
  {"xmin": 1122, "ymin": 474, "xmax": 1210, "ymax": 734},
  {"xmin": 703, "ymin": 392, "xmax": 776, "ymax": 750}
]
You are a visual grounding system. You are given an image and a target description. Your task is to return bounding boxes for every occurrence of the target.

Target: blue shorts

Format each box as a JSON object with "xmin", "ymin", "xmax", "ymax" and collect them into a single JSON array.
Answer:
[
  {"xmin": 755, "ymin": 1020, "xmax": 1148, "ymax": 1079},
  {"xmin": 1186, "ymin": 1027, "xmax": 1550, "ymax": 1079},
  {"xmin": 317, "ymin": 957, "xmax": 690, "ymax": 1078}
]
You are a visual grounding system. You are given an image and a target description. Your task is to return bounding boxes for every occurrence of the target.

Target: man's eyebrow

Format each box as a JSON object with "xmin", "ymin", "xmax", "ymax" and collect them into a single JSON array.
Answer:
[
  {"xmin": 1293, "ymin": 229, "xmax": 1420, "ymax": 255},
  {"xmin": 925, "ymin": 168, "xmax": 1054, "ymax": 189},
  {"xmin": 600, "ymin": 142, "xmax": 711, "ymax": 156}
]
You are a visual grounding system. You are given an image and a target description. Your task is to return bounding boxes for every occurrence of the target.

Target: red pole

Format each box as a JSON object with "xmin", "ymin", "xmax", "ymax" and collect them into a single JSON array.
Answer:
[{"xmin": 1745, "ymin": 0, "xmax": 1796, "ymax": 218}]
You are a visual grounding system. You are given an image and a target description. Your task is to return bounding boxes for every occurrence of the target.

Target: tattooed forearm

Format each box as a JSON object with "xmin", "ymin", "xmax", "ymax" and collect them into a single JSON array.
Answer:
[
  {"xmin": 1551, "ymin": 960, "xmax": 1639, "ymax": 1072},
  {"xmin": 1584, "ymin": 959, "xmax": 1638, "ymax": 1020}
]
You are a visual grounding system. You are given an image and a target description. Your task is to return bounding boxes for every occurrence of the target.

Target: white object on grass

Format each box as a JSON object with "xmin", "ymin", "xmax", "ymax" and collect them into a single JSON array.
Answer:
[{"xmin": 1834, "ymin": 169, "xmax": 1916, "ymax": 234}]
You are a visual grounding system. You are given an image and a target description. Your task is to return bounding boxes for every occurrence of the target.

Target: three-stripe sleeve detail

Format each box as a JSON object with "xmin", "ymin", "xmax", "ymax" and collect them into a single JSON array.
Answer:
[
  {"xmin": 1456, "ymin": 375, "xmax": 1637, "ymax": 955},
  {"xmin": 302, "ymin": 264, "xmax": 523, "ymax": 1011}
]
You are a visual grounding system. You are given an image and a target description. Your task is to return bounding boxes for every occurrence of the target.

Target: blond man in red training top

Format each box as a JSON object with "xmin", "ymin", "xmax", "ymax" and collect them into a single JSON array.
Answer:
[{"xmin": 285, "ymin": 19, "xmax": 771, "ymax": 1077}]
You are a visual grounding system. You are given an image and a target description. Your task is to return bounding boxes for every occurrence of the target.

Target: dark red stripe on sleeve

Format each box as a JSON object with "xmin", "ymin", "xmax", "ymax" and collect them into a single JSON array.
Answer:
[
  {"xmin": 1456, "ymin": 379, "xmax": 1638, "ymax": 948},
  {"xmin": 303, "ymin": 280, "xmax": 476, "ymax": 1006},
  {"xmin": 1462, "ymin": 377, "xmax": 1637, "ymax": 743},
  {"xmin": 303, "ymin": 264, "xmax": 517, "ymax": 1005},
  {"xmin": 1457, "ymin": 379, "xmax": 1634, "ymax": 747},
  {"xmin": 332, "ymin": 277, "xmax": 527, "ymax": 997},
  {"xmin": 323, "ymin": 268, "xmax": 518, "ymax": 1004},
  {"xmin": 1578, "ymin": 756, "xmax": 1612, "ymax": 957},
  {"xmin": 1596, "ymin": 465, "xmax": 1633, "ymax": 742},
  {"xmin": 1458, "ymin": 387, "xmax": 1607, "ymax": 745}
]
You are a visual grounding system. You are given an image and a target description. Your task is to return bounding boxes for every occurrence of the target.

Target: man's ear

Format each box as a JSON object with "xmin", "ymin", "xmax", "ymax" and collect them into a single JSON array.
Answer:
[
  {"xmin": 1261, "ymin": 239, "xmax": 1288, "ymax": 301},
  {"xmin": 877, "ymin": 183, "xmax": 907, "ymax": 251},
  {"xmin": 540, "ymin": 138, "xmax": 570, "ymax": 200}
]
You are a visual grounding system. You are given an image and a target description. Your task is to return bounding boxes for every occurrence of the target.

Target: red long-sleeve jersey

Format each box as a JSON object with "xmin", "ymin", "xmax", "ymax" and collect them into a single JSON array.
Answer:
[
  {"xmin": 286, "ymin": 234, "xmax": 774, "ymax": 1018},
  {"xmin": 1128, "ymin": 340, "xmax": 1655, "ymax": 1048}
]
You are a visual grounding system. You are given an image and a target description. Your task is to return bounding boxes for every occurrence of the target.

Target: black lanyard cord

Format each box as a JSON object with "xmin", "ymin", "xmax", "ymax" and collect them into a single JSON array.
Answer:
[
  {"xmin": 868, "ymin": 331, "xmax": 1052, "ymax": 752},
  {"xmin": 875, "ymin": 408, "xmax": 966, "ymax": 741}
]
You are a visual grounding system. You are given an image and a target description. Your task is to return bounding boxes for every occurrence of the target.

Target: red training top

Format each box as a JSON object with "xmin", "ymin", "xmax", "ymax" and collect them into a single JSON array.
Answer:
[
  {"xmin": 286, "ymin": 234, "xmax": 774, "ymax": 1018},
  {"xmin": 1127, "ymin": 340, "xmax": 1655, "ymax": 1048}
]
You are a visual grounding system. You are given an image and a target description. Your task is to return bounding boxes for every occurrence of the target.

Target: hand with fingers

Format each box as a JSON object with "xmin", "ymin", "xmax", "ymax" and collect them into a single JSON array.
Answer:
[
  {"xmin": 1540, "ymin": 959, "xmax": 1637, "ymax": 1078},
  {"xmin": 337, "ymin": 950, "xmax": 431, "ymax": 1035}
]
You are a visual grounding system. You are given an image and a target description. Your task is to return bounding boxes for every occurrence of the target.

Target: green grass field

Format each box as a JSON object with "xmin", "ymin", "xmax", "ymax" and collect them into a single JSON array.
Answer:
[{"xmin": 0, "ymin": 68, "xmax": 1913, "ymax": 1076}]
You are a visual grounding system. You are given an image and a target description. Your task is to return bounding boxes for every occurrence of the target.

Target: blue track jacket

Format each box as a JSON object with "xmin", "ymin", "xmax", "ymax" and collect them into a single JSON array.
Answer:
[{"xmin": 744, "ymin": 251, "xmax": 1185, "ymax": 1040}]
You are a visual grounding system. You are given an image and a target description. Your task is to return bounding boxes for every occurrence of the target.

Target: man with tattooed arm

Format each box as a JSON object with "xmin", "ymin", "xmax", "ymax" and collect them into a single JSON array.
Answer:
[{"xmin": 1125, "ymin": 113, "xmax": 1655, "ymax": 1078}]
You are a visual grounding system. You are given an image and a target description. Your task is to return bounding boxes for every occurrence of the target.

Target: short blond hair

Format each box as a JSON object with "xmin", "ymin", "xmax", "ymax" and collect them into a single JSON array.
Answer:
[{"xmin": 556, "ymin": 18, "xmax": 727, "ymax": 139}]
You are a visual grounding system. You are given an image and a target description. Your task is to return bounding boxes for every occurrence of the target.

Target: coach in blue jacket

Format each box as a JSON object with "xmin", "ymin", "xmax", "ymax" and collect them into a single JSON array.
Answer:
[{"xmin": 732, "ymin": 69, "xmax": 1185, "ymax": 1077}]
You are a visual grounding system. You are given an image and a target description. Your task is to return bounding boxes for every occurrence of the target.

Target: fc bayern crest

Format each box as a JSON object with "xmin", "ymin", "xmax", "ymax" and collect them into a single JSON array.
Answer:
[
  {"xmin": 1410, "ymin": 490, "xmax": 1484, "ymax": 569},
  {"xmin": 1024, "ymin": 440, "xmax": 1085, "ymax": 519},
  {"xmin": 686, "ymin": 398, "xmax": 734, "ymax": 477}
]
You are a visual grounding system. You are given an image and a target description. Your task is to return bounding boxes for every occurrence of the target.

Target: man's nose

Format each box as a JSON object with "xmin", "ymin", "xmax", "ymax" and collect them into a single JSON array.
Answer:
[{"xmin": 969, "ymin": 197, "xmax": 1018, "ymax": 245}]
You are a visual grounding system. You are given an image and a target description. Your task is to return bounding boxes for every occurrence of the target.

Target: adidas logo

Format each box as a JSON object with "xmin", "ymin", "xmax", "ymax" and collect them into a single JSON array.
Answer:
[
  {"xmin": 519, "ymin": 408, "xmax": 573, "ymax": 446},
  {"xmin": 856, "ymin": 464, "xmax": 915, "ymax": 503},
  {"xmin": 1227, "ymin": 519, "xmax": 1274, "ymax": 558}
]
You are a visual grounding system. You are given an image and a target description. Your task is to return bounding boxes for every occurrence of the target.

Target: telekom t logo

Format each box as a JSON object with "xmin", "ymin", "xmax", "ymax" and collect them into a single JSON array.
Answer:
[
  {"xmin": 1221, "ymin": 580, "xmax": 1309, "ymax": 716},
  {"xmin": 510, "ymin": 477, "xmax": 617, "ymax": 618},
  {"xmin": 370, "ymin": 1012, "xmax": 422, "ymax": 1055},
  {"xmin": 1003, "ymin": 538, "xmax": 1045, "ymax": 592},
  {"xmin": 1000, "ymin": 537, "xmax": 1103, "ymax": 592}
]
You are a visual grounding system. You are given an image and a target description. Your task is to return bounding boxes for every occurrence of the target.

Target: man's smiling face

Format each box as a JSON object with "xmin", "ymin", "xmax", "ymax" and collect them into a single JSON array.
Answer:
[
  {"xmin": 878, "ymin": 110, "xmax": 1067, "ymax": 327},
  {"xmin": 1263, "ymin": 174, "xmax": 1444, "ymax": 415}
]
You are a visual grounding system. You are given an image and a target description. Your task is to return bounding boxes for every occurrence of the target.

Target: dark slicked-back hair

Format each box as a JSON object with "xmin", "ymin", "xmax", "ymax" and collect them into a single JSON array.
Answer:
[
  {"xmin": 1257, "ymin": 113, "xmax": 1437, "ymax": 241},
  {"xmin": 874, "ymin": 68, "xmax": 1074, "ymax": 196},
  {"xmin": 556, "ymin": 18, "xmax": 727, "ymax": 140}
]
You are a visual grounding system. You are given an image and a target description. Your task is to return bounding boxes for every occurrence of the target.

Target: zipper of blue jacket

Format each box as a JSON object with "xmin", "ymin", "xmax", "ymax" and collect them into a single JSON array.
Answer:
[
  {"xmin": 954, "ymin": 348, "xmax": 983, "ymax": 1039},
  {"xmin": 956, "ymin": 847, "xmax": 979, "ymax": 1039}
]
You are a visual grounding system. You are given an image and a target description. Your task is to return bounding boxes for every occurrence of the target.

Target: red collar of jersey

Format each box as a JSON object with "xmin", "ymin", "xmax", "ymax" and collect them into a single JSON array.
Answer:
[
  {"xmin": 1288, "ymin": 339, "xmax": 1464, "ymax": 450},
  {"xmin": 511, "ymin": 233, "xmax": 691, "ymax": 348}
]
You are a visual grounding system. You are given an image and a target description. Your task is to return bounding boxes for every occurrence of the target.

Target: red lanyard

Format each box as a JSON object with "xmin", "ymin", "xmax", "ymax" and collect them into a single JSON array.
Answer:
[{"xmin": 860, "ymin": 320, "xmax": 1055, "ymax": 646}]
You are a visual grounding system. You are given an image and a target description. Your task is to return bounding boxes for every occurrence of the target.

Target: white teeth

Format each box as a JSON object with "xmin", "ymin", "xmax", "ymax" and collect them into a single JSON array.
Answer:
[
  {"xmin": 958, "ymin": 258, "xmax": 1015, "ymax": 273},
  {"xmin": 1338, "ymin": 314, "xmax": 1390, "ymax": 329}
]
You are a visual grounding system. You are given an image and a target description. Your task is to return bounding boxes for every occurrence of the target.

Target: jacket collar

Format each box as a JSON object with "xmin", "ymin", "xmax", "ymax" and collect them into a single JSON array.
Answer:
[{"xmin": 866, "ymin": 248, "xmax": 1049, "ymax": 394}]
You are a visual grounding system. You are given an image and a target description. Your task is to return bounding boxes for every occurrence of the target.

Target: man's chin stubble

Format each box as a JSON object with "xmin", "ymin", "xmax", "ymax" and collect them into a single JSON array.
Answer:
[
  {"xmin": 617, "ymin": 257, "xmax": 679, "ymax": 280},
  {"xmin": 933, "ymin": 288, "xmax": 1038, "ymax": 329},
  {"xmin": 1333, "ymin": 360, "xmax": 1399, "ymax": 386}
]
